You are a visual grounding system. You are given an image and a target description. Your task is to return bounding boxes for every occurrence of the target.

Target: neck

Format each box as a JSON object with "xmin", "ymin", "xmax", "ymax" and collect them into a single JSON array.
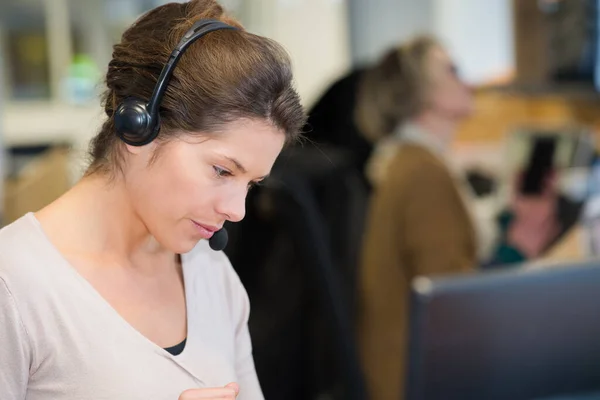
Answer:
[
  {"xmin": 410, "ymin": 111, "xmax": 459, "ymax": 150},
  {"xmin": 38, "ymin": 172, "xmax": 169, "ymax": 264}
]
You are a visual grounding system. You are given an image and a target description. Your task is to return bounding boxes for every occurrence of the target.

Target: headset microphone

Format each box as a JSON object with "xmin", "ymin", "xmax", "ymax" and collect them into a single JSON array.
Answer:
[{"xmin": 209, "ymin": 228, "xmax": 228, "ymax": 251}]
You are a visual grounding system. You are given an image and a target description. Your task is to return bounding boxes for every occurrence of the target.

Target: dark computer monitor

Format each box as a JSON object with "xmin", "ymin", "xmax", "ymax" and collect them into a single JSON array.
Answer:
[{"xmin": 406, "ymin": 261, "xmax": 600, "ymax": 400}]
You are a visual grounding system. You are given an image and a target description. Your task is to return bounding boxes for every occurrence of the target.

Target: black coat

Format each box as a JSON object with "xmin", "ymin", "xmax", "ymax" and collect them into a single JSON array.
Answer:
[{"xmin": 304, "ymin": 69, "xmax": 373, "ymax": 186}]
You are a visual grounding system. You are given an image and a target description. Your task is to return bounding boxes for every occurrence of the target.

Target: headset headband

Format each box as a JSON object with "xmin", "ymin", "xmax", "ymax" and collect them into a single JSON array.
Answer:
[{"xmin": 146, "ymin": 19, "xmax": 238, "ymax": 122}]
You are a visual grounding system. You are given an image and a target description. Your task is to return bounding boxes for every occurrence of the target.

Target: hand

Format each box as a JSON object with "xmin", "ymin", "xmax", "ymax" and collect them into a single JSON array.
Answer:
[{"xmin": 179, "ymin": 382, "xmax": 239, "ymax": 399}]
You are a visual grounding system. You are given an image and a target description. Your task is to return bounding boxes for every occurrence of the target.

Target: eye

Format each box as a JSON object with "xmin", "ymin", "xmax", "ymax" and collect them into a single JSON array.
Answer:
[{"xmin": 213, "ymin": 166, "xmax": 233, "ymax": 178}]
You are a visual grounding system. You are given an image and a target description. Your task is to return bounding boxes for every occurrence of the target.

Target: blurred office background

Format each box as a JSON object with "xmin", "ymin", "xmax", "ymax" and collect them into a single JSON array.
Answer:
[
  {"xmin": 2, "ymin": 0, "xmax": 598, "ymax": 221},
  {"xmin": 2, "ymin": 0, "xmax": 600, "ymax": 399},
  {"xmin": 0, "ymin": 0, "xmax": 515, "ymax": 172}
]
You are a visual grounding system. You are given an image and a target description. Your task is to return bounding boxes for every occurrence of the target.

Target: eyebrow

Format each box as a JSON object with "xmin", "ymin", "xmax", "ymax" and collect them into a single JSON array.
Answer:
[
  {"xmin": 224, "ymin": 156, "xmax": 247, "ymax": 174},
  {"xmin": 224, "ymin": 156, "xmax": 269, "ymax": 181}
]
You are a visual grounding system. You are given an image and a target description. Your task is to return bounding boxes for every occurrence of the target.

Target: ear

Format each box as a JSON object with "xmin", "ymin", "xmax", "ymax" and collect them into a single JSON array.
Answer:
[
  {"xmin": 124, "ymin": 141, "xmax": 157, "ymax": 156},
  {"xmin": 122, "ymin": 142, "xmax": 159, "ymax": 168}
]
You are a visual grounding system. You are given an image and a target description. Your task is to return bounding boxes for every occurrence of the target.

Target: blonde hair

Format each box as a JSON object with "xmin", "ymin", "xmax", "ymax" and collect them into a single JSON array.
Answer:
[{"xmin": 354, "ymin": 35, "xmax": 440, "ymax": 143}]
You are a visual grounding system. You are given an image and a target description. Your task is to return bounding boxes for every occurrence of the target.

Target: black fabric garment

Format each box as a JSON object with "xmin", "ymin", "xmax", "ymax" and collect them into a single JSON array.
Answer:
[
  {"xmin": 304, "ymin": 69, "xmax": 373, "ymax": 189},
  {"xmin": 164, "ymin": 338, "xmax": 187, "ymax": 356},
  {"xmin": 225, "ymin": 146, "xmax": 369, "ymax": 400}
]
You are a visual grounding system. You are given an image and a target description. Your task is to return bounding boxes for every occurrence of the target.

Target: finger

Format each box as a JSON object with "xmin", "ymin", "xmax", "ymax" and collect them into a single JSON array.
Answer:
[
  {"xmin": 179, "ymin": 387, "xmax": 237, "ymax": 399},
  {"xmin": 224, "ymin": 382, "xmax": 240, "ymax": 396}
]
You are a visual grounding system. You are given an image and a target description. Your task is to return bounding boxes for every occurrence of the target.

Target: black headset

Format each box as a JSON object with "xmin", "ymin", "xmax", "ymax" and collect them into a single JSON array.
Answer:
[
  {"xmin": 114, "ymin": 19, "xmax": 238, "ymax": 146},
  {"xmin": 113, "ymin": 19, "xmax": 237, "ymax": 251}
]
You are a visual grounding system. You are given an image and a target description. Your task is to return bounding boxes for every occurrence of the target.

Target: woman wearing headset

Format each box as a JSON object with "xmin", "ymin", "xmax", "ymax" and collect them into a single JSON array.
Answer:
[{"xmin": 0, "ymin": 1, "xmax": 304, "ymax": 399}]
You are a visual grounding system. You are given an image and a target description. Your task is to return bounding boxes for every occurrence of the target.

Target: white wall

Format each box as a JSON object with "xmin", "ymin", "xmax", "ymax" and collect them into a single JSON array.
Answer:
[
  {"xmin": 44, "ymin": 0, "xmax": 73, "ymax": 99},
  {"xmin": 432, "ymin": 0, "xmax": 514, "ymax": 84},
  {"xmin": 347, "ymin": 0, "xmax": 514, "ymax": 85},
  {"xmin": 243, "ymin": 0, "xmax": 352, "ymax": 108},
  {"xmin": 348, "ymin": 0, "xmax": 433, "ymax": 66}
]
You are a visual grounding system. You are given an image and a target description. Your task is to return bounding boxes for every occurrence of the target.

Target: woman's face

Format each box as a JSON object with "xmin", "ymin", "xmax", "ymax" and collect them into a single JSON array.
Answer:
[
  {"xmin": 124, "ymin": 118, "xmax": 286, "ymax": 254},
  {"xmin": 423, "ymin": 46, "xmax": 474, "ymax": 120}
]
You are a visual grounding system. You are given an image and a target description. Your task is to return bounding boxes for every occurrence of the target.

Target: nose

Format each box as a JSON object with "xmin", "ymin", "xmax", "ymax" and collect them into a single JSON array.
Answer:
[{"xmin": 216, "ymin": 188, "xmax": 247, "ymax": 223}]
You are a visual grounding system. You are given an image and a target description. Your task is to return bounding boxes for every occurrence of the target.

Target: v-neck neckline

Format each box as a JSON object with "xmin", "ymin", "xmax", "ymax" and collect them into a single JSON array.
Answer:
[{"xmin": 24, "ymin": 212, "xmax": 196, "ymax": 362}]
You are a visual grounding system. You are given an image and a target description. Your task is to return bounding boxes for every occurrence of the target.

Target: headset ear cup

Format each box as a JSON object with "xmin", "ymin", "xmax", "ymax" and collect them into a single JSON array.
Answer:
[
  {"xmin": 114, "ymin": 97, "xmax": 156, "ymax": 146},
  {"xmin": 113, "ymin": 20, "xmax": 236, "ymax": 148}
]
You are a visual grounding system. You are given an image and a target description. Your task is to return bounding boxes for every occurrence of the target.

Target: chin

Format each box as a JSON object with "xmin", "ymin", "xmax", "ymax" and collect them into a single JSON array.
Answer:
[
  {"xmin": 154, "ymin": 232, "xmax": 200, "ymax": 255},
  {"xmin": 172, "ymin": 238, "xmax": 201, "ymax": 255}
]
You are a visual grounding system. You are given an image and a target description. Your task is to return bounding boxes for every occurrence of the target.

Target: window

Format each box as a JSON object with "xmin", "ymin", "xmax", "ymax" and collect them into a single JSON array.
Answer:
[
  {"xmin": 1, "ymin": 1, "xmax": 50, "ymax": 100},
  {"xmin": 0, "ymin": 0, "xmax": 249, "ymax": 104}
]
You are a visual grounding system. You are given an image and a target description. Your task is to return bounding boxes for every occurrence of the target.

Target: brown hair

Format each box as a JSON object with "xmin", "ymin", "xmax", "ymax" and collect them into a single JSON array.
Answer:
[
  {"xmin": 354, "ymin": 35, "xmax": 440, "ymax": 143},
  {"xmin": 88, "ymin": 0, "xmax": 305, "ymax": 175}
]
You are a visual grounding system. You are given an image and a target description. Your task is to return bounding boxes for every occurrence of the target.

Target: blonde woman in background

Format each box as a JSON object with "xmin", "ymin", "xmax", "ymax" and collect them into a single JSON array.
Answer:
[
  {"xmin": 305, "ymin": 40, "xmax": 429, "ymax": 189},
  {"xmin": 357, "ymin": 36, "xmax": 559, "ymax": 399},
  {"xmin": 357, "ymin": 37, "xmax": 476, "ymax": 400}
]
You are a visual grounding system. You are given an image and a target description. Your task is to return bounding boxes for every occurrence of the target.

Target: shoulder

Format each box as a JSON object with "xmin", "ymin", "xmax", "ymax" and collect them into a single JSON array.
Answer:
[
  {"xmin": 393, "ymin": 144, "xmax": 449, "ymax": 176},
  {"xmin": 0, "ymin": 213, "xmax": 58, "ymax": 356},
  {"xmin": 0, "ymin": 213, "xmax": 50, "ymax": 287},
  {"xmin": 0, "ymin": 213, "xmax": 39, "ymax": 254},
  {"xmin": 382, "ymin": 144, "xmax": 455, "ymax": 193}
]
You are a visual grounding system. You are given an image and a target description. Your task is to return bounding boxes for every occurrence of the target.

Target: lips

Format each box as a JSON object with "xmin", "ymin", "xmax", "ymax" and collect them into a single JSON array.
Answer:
[{"xmin": 191, "ymin": 220, "xmax": 220, "ymax": 239}]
